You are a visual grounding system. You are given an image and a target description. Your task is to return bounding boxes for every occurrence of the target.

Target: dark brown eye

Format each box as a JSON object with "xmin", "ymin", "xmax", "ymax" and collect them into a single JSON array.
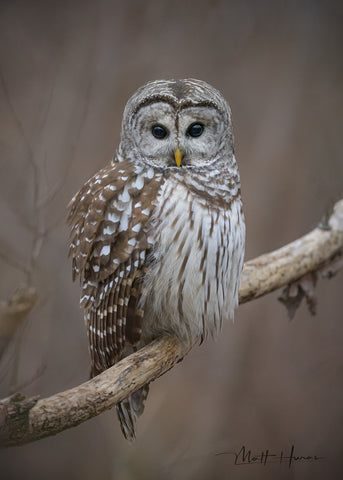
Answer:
[
  {"xmin": 152, "ymin": 124, "xmax": 168, "ymax": 139},
  {"xmin": 187, "ymin": 123, "xmax": 204, "ymax": 138}
]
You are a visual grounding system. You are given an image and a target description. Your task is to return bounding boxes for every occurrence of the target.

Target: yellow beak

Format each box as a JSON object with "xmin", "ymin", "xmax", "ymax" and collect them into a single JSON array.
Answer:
[{"xmin": 174, "ymin": 148, "xmax": 182, "ymax": 167}]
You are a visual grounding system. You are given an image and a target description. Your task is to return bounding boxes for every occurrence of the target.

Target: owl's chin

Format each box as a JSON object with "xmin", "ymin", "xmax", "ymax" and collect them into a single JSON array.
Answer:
[{"xmin": 140, "ymin": 156, "xmax": 208, "ymax": 172}]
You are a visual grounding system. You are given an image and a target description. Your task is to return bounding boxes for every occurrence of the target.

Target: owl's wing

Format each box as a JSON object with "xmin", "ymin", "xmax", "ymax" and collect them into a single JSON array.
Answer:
[{"xmin": 68, "ymin": 160, "xmax": 163, "ymax": 375}]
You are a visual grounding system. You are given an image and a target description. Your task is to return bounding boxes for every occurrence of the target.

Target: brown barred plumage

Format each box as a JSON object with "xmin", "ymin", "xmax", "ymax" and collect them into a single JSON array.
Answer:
[
  {"xmin": 68, "ymin": 79, "xmax": 245, "ymax": 441},
  {"xmin": 68, "ymin": 161, "xmax": 162, "ymax": 370}
]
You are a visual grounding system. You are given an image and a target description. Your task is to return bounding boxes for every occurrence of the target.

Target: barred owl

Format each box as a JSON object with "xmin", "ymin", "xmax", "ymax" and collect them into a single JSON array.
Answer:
[{"xmin": 68, "ymin": 79, "xmax": 245, "ymax": 441}]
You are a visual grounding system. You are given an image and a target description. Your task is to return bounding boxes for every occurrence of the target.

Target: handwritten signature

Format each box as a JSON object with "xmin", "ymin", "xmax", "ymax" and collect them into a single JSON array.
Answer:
[{"xmin": 216, "ymin": 445, "xmax": 325, "ymax": 468}]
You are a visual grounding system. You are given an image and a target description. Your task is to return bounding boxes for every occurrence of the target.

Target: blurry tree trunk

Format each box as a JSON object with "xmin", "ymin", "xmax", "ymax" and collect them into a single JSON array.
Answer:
[{"xmin": 0, "ymin": 287, "xmax": 37, "ymax": 358}]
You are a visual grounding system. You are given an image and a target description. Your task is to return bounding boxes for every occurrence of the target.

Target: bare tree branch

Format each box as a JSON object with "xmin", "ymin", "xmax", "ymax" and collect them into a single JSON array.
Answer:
[
  {"xmin": 1, "ymin": 199, "xmax": 342, "ymax": 448},
  {"xmin": 239, "ymin": 200, "xmax": 343, "ymax": 303}
]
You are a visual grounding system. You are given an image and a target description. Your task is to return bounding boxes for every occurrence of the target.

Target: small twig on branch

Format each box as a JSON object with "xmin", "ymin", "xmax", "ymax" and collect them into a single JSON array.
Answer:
[{"xmin": 1, "ymin": 199, "xmax": 342, "ymax": 448}]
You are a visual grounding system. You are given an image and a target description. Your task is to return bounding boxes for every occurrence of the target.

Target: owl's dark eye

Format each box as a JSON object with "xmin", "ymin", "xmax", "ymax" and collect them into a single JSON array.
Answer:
[
  {"xmin": 151, "ymin": 124, "xmax": 168, "ymax": 139},
  {"xmin": 187, "ymin": 123, "xmax": 204, "ymax": 138}
]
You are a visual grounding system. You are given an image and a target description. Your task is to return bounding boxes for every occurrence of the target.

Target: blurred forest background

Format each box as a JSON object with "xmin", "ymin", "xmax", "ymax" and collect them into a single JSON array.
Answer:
[{"xmin": 0, "ymin": 1, "xmax": 342, "ymax": 479}]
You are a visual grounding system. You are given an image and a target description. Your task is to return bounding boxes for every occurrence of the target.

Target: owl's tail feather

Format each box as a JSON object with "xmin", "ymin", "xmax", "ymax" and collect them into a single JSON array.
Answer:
[{"xmin": 116, "ymin": 384, "xmax": 150, "ymax": 442}]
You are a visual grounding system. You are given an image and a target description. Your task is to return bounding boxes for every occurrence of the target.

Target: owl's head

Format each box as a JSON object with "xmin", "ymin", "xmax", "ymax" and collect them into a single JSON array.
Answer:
[{"xmin": 119, "ymin": 79, "xmax": 234, "ymax": 171}]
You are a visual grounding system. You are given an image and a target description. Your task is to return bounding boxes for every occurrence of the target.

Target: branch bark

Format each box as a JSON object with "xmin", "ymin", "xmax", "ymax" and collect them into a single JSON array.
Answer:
[{"xmin": 1, "ymin": 199, "xmax": 343, "ymax": 448}]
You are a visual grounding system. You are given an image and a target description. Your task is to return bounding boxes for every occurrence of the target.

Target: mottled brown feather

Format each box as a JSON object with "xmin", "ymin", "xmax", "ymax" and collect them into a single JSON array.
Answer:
[{"xmin": 68, "ymin": 160, "xmax": 163, "ymax": 374}]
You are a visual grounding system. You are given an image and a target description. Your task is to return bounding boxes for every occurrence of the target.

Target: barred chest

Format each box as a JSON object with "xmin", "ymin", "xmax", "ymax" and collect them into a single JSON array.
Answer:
[{"xmin": 141, "ymin": 174, "xmax": 245, "ymax": 343}]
